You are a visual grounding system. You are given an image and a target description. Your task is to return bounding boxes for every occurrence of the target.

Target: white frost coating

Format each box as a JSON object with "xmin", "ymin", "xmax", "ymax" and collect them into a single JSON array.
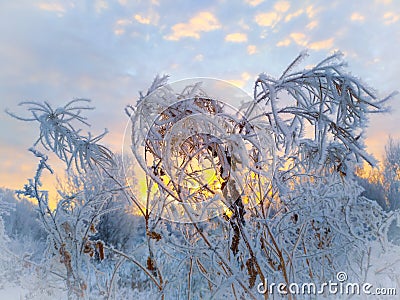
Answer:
[{"xmin": 5, "ymin": 53, "xmax": 398, "ymax": 299}]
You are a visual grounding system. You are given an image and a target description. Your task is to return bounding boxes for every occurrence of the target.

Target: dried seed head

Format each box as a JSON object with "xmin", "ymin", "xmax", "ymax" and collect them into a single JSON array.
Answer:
[
  {"xmin": 147, "ymin": 231, "xmax": 162, "ymax": 241},
  {"xmin": 147, "ymin": 256, "xmax": 155, "ymax": 271},
  {"xmin": 246, "ymin": 258, "xmax": 257, "ymax": 288}
]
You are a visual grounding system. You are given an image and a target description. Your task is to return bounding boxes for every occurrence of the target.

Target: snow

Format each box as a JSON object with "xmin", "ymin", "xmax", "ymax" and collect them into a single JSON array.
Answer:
[{"xmin": 2, "ymin": 52, "xmax": 399, "ymax": 299}]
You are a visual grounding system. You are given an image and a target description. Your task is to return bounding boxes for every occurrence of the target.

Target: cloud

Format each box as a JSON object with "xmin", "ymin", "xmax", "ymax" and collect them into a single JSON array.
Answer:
[
  {"xmin": 254, "ymin": 1, "xmax": 290, "ymax": 28},
  {"xmin": 114, "ymin": 18, "xmax": 131, "ymax": 35},
  {"xmin": 290, "ymin": 32, "xmax": 308, "ymax": 46},
  {"xmin": 247, "ymin": 45, "xmax": 258, "ymax": 55},
  {"xmin": 225, "ymin": 32, "xmax": 248, "ymax": 43},
  {"xmin": 164, "ymin": 12, "xmax": 221, "ymax": 41},
  {"xmin": 285, "ymin": 9, "xmax": 304, "ymax": 22},
  {"xmin": 383, "ymin": 12, "xmax": 399, "ymax": 25},
  {"xmin": 114, "ymin": 28, "xmax": 125, "ymax": 35},
  {"xmin": 254, "ymin": 11, "xmax": 280, "ymax": 27},
  {"xmin": 116, "ymin": 19, "xmax": 131, "ymax": 26},
  {"xmin": 36, "ymin": 2, "xmax": 66, "ymax": 14},
  {"xmin": 306, "ymin": 20, "xmax": 318, "ymax": 29},
  {"xmin": 113, "ymin": 11, "xmax": 159, "ymax": 36},
  {"xmin": 351, "ymin": 12, "xmax": 365, "ymax": 22},
  {"xmin": 95, "ymin": 0, "xmax": 108, "ymax": 13},
  {"xmin": 279, "ymin": 32, "xmax": 333, "ymax": 50},
  {"xmin": 227, "ymin": 72, "xmax": 252, "ymax": 88},
  {"xmin": 277, "ymin": 38, "xmax": 291, "ymax": 47},
  {"xmin": 309, "ymin": 38, "xmax": 334, "ymax": 50},
  {"xmin": 306, "ymin": 5, "xmax": 318, "ymax": 18},
  {"xmin": 244, "ymin": 0, "xmax": 264, "ymax": 7},
  {"xmin": 274, "ymin": 1, "xmax": 290, "ymax": 13},
  {"xmin": 194, "ymin": 54, "xmax": 204, "ymax": 61},
  {"xmin": 134, "ymin": 11, "xmax": 160, "ymax": 25},
  {"xmin": 134, "ymin": 14, "xmax": 151, "ymax": 24},
  {"xmin": 114, "ymin": 11, "xmax": 160, "ymax": 36}
]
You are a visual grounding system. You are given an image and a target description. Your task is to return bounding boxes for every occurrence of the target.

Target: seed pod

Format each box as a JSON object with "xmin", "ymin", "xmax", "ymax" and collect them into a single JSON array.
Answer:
[
  {"xmin": 96, "ymin": 241, "xmax": 104, "ymax": 260},
  {"xmin": 246, "ymin": 258, "xmax": 257, "ymax": 288},
  {"xmin": 147, "ymin": 256, "xmax": 155, "ymax": 271},
  {"xmin": 230, "ymin": 222, "xmax": 240, "ymax": 256},
  {"xmin": 147, "ymin": 231, "xmax": 162, "ymax": 241}
]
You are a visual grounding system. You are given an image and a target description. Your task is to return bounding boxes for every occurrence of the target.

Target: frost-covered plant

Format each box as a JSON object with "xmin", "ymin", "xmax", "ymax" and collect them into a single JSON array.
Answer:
[
  {"xmin": 127, "ymin": 52, "xmax": 398, "ymax": 299},
  {"xmin": 383, "ymin": 137, "xmax": 400, "ymax": 211},
  {"xmin": 0, "ymin": 192, "xmax": 13, "ymax": 288},
  {"xmin": 7, "ymin": 100, "xmax": 113, "ymax": 171},
  {"xmin": 7, "ymin": 100, "xmax": 123, "ymax": 298},
  {"xmin": 7, "ymin": 52, "xmax": 399, "ymax": 299}
]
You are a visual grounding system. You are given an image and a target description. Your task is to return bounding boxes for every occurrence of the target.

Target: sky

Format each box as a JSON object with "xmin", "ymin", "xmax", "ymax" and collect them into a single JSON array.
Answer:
[{"xmin": 0, "ymin": 0, "xmax": 399, "ymax": 193}]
